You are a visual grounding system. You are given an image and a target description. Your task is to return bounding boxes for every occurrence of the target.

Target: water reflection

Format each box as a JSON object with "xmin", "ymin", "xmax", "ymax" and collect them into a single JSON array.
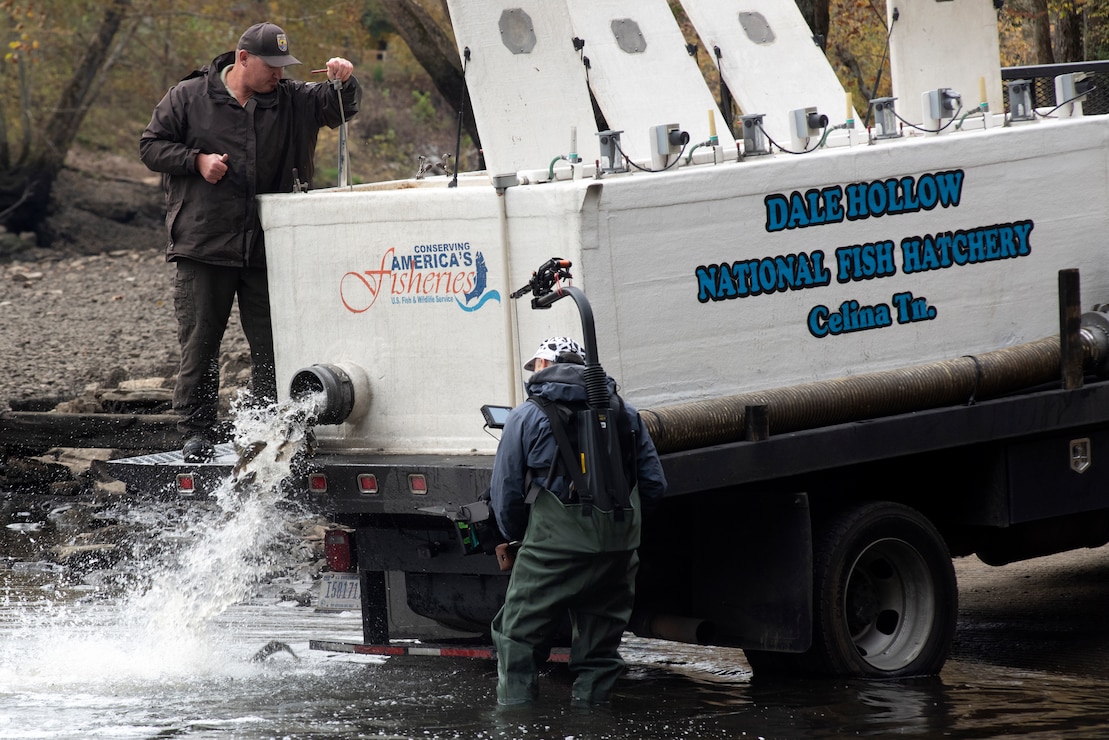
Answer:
[
  {"xmin": 3, "ymin": 587, "xmax": 1109, "ymax": 739},
  {"xmin": 3, "ymin": 394, "xmax": 1109, "ymax": 738}
]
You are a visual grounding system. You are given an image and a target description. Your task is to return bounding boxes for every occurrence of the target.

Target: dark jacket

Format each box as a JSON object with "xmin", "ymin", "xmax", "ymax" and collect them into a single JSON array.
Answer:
[
  {"xmin": 139, "ymin": 51, "xmax": 362, "ymax": 267},
  {"xmin": 490, "ymin": 363, "xmax": 668, "ymax": 542}
]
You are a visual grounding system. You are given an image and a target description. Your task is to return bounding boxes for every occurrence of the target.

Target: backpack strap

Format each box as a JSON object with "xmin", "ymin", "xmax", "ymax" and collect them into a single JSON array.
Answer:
[
  {"xmin": 528, "ymin": 397, "xmax": 595, "ymax": 516},
  {"xmin": 522, "ymin": 447, "xmax": 561, "ymax": 505},
  {"xmin": 612, "ymin": 394, "xmax": 637, "ymax": 493}
]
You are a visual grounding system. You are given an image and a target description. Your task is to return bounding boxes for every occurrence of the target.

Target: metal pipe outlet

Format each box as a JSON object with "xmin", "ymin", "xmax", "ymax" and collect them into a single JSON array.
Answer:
[{"xmin": 290, "ymin": 364, "xmax": 361, "ymax": 425}]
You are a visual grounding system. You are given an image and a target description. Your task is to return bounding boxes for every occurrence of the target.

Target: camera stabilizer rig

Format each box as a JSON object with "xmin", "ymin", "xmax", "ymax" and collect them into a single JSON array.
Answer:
[
  {"xmin": 510, "ymin": 258, "xmax": 631, "ymax": 519},
  {"xmin": 509, "ymin": 257, "xmax": 574, "ymax": 307},
  {"xmin": 510, "ymin": 258, "xmax": 603, "ymax": 395},
  {"xmin": 425, "ymin": 257, "xmax": 633, "ymax": 553}
]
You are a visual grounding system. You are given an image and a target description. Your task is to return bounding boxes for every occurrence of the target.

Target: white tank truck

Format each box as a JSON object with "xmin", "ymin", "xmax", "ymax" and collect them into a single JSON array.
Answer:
[{"xmin": 108, "ymin": 0, "xmax": 1109, "ymax": 678}]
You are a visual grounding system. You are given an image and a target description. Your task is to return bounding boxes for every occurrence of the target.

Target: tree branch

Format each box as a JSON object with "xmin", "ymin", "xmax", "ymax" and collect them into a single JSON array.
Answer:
[
  {"xmin": 834, "ymin": 45, "xmax": 875, "ymax": 102},
  {"xmin": 377, "ymin": 0, "xmax": 480, "ymax": 157},
  {"xmin": 41, "ymin": 0, "xmax": 132, "ymax": 169}
]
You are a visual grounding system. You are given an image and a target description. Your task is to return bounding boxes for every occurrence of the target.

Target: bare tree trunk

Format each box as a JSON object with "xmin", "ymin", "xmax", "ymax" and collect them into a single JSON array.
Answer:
[
  {"xmin": 811, "ymin": 0, "xmax": 830, "ymax": 44},
  {"xmin": 16, "ymin": 58, "xmax": 32, "ymax": 168},
  {"xmin": 1032, "ymin": 0, "xmax": 1055, "ymax": 64},
  {"xmin": 0, "ymin": 0, "xmax": 131, "ymax": 235},
  {"xmin": 1054, "ymin": 6, "xmax": 1083, "ymax": 62},
  {"xmin": 41, "ymin": 0, "xmax": 131, "ymax": 170},
  {"xmin": 0, "ymin": 96, "xmax": 8, "ymax": 172},
  {"xmin": 835, "ymin": 46, "xmax": 877, "ymax": 102},
  {"xmin": 794, "ymin": 0, "xmax": 830, "ymax": 43},
  {"xmin": 376, "ymin": 0, "xmax": 480, "ymax": 164}
]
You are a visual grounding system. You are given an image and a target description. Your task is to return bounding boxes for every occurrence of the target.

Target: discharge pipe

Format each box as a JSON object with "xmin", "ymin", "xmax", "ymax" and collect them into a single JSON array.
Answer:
[{"xmin": 289, "ymin": 363, "xmax": 371, "ymax": 425}]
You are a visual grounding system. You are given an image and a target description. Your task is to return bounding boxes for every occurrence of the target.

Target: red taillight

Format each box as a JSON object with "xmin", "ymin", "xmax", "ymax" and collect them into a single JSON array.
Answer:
[
  {"xmin": 176, "ymin": 473, "xmax": 195, "ymax": 494},
  {"xmin": 357, "ymin": 473, "xmax": 379, "ymax": 494},
  {"xmin": 324, "ymin": 528, "xmax": 354, "ymax": 572},
  {"xmin": 308, "ymin": 473, "xmax": 328, "ymax": 493},
  {"xmin": 408, "ymin": 473, "xmax": 428, "ymax": 494}
]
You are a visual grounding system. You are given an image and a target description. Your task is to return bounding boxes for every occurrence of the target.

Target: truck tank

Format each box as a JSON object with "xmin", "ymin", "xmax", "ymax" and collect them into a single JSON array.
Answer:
[{"xmin": 108, "ymin": 0, "xmax": 1109, "ymax": 679}]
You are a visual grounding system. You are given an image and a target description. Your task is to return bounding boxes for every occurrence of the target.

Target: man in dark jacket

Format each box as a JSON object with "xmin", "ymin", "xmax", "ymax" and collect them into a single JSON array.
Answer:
[
  {"xmin": 489, "ymin": 337, "xmax": 667, "ymax": 707},
  {"xmin": 139, "ymin": 22, "xmax": 361, "ymax": 461}
]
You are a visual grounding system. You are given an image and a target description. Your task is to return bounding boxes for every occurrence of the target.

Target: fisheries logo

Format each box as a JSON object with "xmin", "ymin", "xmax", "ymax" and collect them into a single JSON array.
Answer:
[{"xmin": 339, "ymin": 243, "xmax": 501, "ymax": 313}]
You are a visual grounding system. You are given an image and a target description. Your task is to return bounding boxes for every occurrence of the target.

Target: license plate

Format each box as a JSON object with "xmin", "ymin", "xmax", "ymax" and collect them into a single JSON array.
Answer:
[{"xmin": 318, "ymin": 572, "xmax": 360, "ymax": 611}]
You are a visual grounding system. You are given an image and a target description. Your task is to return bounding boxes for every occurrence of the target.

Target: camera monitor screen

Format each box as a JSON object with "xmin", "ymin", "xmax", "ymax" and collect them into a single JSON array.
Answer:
[{"xmin": 481, "ymin": 404, "xmax": 512, "ymax": 429}]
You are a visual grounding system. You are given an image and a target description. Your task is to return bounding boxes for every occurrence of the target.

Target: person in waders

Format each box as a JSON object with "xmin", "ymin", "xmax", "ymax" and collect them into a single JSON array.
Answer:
[{"xmin": 489, "ymin": 336, "xmax": 667, "ymax": 707}]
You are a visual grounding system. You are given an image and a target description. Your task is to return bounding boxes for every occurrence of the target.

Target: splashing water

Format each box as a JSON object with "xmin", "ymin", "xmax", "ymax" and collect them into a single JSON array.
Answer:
[
  {"xmin": 0, "ymin": 392, "xmax": 325, "ymax": 691},
  {"xmin": 127, "ymin": 392, "xmax": 321, "ymax": 638}
]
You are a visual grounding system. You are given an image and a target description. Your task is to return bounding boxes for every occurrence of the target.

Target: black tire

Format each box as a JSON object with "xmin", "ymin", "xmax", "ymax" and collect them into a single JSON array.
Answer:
[{"xmin": 745, "ymin": 501, "xmax": 957, "ymax": 679}]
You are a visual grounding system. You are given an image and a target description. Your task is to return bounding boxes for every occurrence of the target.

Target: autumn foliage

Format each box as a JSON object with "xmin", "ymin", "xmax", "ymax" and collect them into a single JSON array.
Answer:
[{"xmin": 0, "ymin": 0, "xmax": 1101, "ymax": 239}]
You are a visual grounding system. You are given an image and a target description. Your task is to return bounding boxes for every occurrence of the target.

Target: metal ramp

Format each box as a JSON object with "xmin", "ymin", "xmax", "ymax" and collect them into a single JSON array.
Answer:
[
  {"xmin": 680, "ymin": 0, "xmax": 858, "ymax": 146},
  {"xmin": 444, "ymin": 1, "xmax": 598, "ymax": 176},
  {"xmin": 563, "ymin": 0, "xmax": 736, "ymax": 164}
]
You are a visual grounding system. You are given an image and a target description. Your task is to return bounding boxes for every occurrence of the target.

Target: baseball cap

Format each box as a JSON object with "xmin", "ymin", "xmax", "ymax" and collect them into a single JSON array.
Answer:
[
  {"xmin": 524, "ymin": 337, "xmax": 585, "ymax": 371},
  {"xmin": 238, "ymin": 22, "xmax": 301, "ymax": 67}
]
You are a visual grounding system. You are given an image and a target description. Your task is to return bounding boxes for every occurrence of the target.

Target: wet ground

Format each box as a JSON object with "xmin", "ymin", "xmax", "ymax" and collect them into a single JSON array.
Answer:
[
  {"xmin": 2, "ymin": 544, "xmax": 1109, "ymax": 740},
  {"xmin": 4, "ymin": 397, "xmax": 1108, "ymax": 739}
]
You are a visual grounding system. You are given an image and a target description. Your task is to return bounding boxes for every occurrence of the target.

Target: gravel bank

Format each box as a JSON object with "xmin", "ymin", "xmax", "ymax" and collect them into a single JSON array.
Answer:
[
  {"xmin": 0, "ymin": 162, "xmax": 248, "ymax": 413},
  {"xmin": 1, "ymin": 249, "xmax": 178, "ymax": 410},
  {"xmin": 0, "ymin": 157, "xmax": 319, "ymax": 586}
]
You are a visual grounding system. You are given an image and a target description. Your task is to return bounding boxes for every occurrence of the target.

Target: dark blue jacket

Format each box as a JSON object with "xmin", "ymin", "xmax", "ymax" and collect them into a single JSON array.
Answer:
[{"xmin": 490, "ymin": 363, "xmax": 667, "ymax": 541}]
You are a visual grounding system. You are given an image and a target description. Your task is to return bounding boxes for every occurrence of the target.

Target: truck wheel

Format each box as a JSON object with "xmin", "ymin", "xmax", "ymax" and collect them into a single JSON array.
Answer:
[
  {"xmin": 745, "ymin": 501, "xmax": 956, "ymax": 678},
  {"xmin": 808, "ymin": 501, "xmax": 956, "ymax": 677}
]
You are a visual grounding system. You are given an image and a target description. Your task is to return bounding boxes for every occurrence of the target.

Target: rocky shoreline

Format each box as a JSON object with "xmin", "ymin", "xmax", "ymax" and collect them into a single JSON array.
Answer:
[{"xmin": 0, "ymin": 156, "xmax": 332, "ymax": 602}]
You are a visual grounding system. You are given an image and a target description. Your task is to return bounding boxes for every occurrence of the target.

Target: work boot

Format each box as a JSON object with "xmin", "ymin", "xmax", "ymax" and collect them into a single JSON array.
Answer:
[{"xmin": 182, "ymin": 435, "xmax": 215, "ymax": 463}]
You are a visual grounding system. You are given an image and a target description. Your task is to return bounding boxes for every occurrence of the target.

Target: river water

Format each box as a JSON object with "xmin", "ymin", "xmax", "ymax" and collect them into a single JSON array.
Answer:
[
  {"xmin": 3, "ymin": 399, "xmax": 1109, "ymax": 739},
  {"xmin": 4, "ymin": 573, "xmax": 1109, "ymax": 740}
]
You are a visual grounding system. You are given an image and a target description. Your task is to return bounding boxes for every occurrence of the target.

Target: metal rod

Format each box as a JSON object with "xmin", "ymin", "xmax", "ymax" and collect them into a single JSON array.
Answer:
[
  {"xmin": 331, "ymin": 78, "xmax": 349, "ymax": 189},
  {"xmin": 449, "ymin": 48, "xmax": 470, "ymax": 189},
  {"xmin": 1060, "ymin": 268, "xmax": 1083, "ymax": 390}
]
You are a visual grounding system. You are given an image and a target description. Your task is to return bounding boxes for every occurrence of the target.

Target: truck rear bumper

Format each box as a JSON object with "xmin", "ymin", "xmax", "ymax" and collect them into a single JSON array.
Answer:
[
  {"xmin": 104, "ymin": 448, "xmax": 496, "ymax": 509},
  {"xmin": 309, "ymin": 638, "xmax": 570, "ymax": 662}
]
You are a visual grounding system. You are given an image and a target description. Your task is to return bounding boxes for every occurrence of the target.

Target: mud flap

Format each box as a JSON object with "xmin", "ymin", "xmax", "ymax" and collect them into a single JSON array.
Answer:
[
  {"xmin": 694, "ymin": 491, "xmax": 812, "ymax": 652},
  {"xmin": 360, "ymin": 570, "xmax": 388, "ymax": 644}
]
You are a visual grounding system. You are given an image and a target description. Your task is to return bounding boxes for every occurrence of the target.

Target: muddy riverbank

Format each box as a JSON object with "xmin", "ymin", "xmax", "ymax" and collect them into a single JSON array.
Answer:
[
  {"xmin": 0, "ymin": 154, "xmax": 257, "ymax": 574},
  {"xmin": 0, "ymin": 151, "xmax": 250, "ymax": 411}
]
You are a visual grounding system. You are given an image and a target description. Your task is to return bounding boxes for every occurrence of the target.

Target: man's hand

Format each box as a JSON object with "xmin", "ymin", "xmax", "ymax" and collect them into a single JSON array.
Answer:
[
  {"xmin": 495, "ymin": 541, "xmax": 521, "ymax": 571},
  {"xmin": 325, "ymin": 57, "xmax": 354, "ymax": 83},
  {"xmin": 197, "ymin": 153, "xmax": 229, "ymax": 185}
]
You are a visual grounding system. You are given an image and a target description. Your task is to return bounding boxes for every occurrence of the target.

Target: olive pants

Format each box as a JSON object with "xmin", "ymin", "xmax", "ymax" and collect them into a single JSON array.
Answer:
[
  {"xmin": 172, "ymin": 258, "xmax": 276, "ymax": 437},
  {"xmin": 491, "ymin": 489, "xmax": 641, "ymax": 705}
]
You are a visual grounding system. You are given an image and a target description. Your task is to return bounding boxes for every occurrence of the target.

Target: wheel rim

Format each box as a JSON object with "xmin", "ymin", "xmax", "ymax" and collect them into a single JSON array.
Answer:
[{"xmin": 842, "ymin": 537, "xmax": 935, "ymax": 672}]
